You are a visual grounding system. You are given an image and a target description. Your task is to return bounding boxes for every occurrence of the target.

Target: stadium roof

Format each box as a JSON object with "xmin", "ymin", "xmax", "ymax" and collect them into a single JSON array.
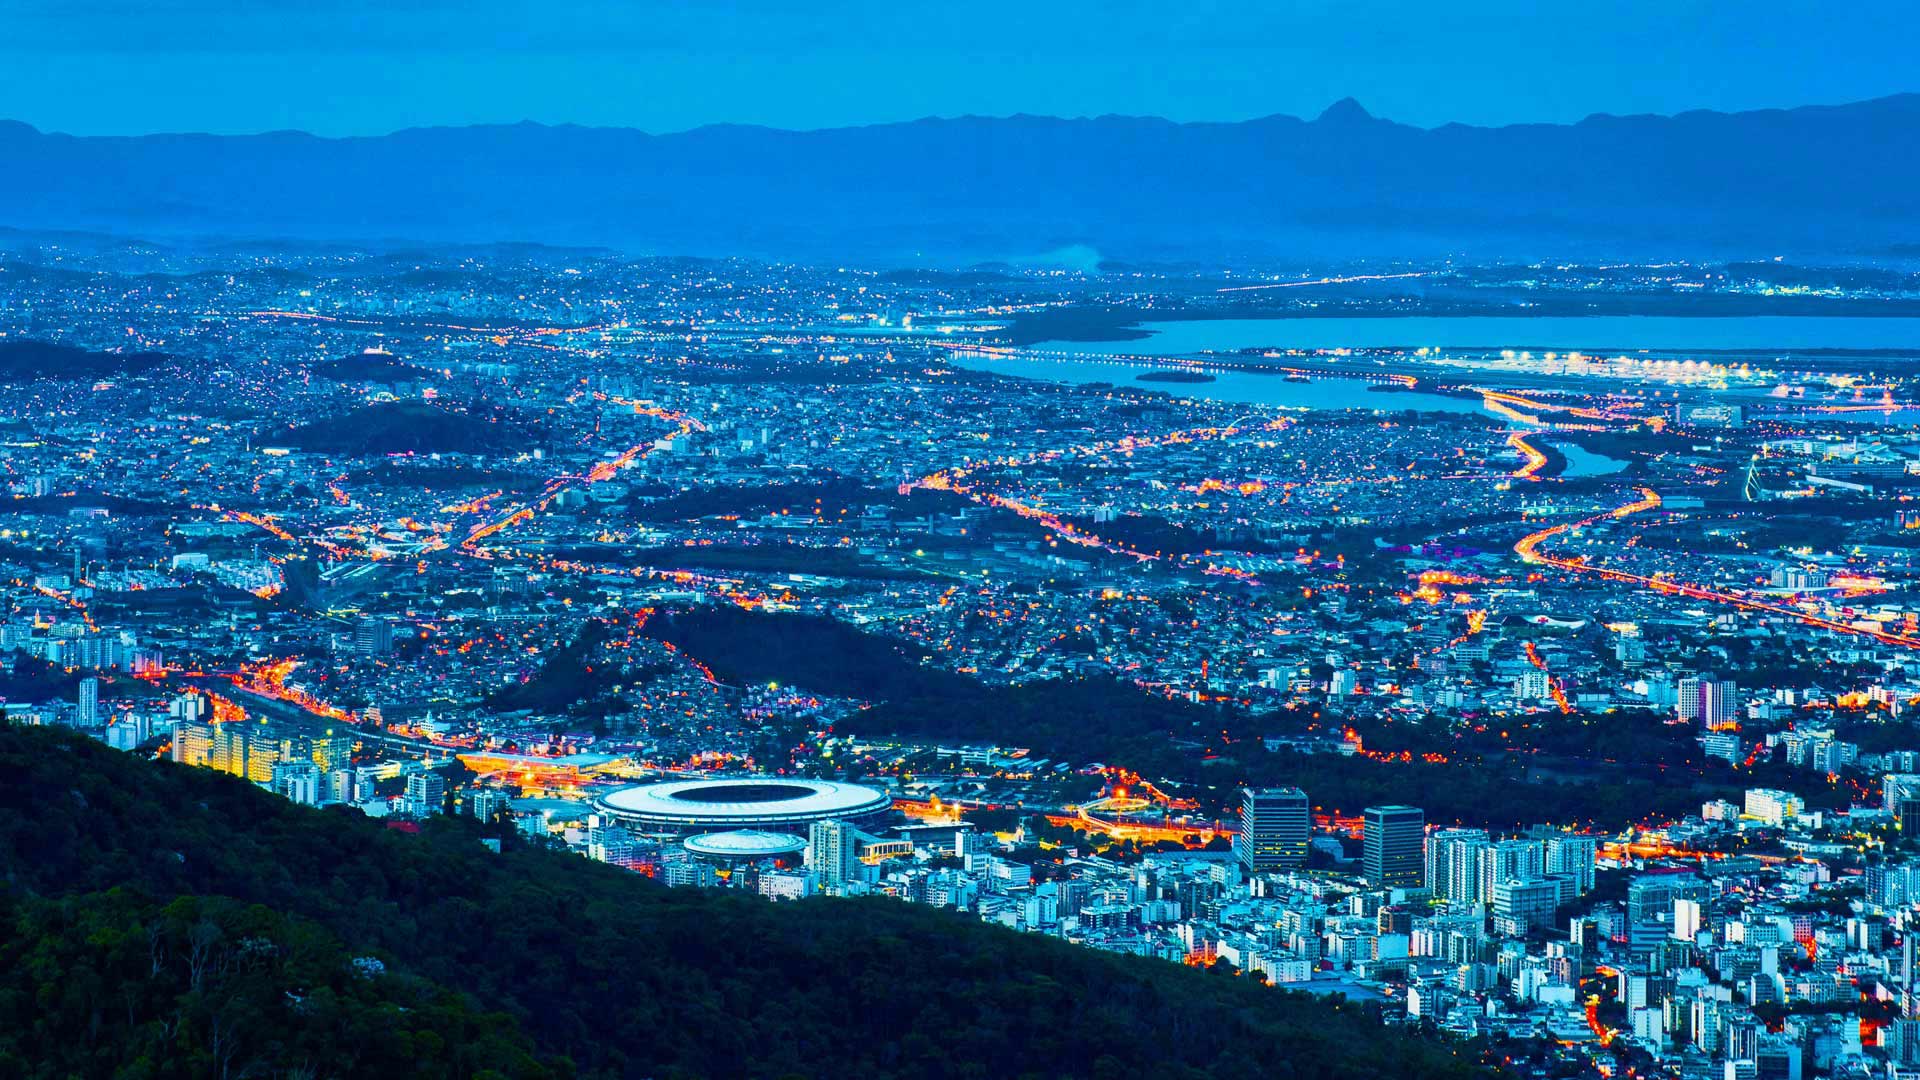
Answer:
[
  {"xmin": 593, "ymin": 777, "xmax": 891, "ymax": 831},
  {"xmin": 683, "ymin": 830, "xmax": 809, "ymax": 859}
]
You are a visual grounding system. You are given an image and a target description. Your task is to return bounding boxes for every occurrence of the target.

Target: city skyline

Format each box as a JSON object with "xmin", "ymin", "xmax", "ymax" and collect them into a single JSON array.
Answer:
[{"xmin": 3, "ymin": 4, "xmax": 1919, "ymax": 1078}]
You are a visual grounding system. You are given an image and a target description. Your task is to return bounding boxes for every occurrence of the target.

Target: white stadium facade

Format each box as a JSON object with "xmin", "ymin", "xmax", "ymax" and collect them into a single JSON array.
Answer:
[{"xmin": 592, "ymin": 777, "xmax": 892, "ymax": 837}]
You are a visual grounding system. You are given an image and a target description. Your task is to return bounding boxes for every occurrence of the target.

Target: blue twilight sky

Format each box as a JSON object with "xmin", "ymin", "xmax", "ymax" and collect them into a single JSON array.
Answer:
[{"xmin": 3, "ymin": 0, "xmax": 1914, "ymax": 137}]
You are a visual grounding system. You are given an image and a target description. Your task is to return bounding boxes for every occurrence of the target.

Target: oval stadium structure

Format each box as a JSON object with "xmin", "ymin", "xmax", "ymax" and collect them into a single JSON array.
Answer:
[
  {"xmin": 593, "ymin": 778, "xmax": 892, "ymax": 836},
  {"xmin": 682, "ymin": 829, "xmax": 809, "ymax": 863}
]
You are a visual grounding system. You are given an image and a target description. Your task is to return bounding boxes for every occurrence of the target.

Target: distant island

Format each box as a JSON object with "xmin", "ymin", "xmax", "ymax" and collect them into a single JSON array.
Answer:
[{"xmin": 1136, "ymin": 370, "xmax": 1217, "ymax": 384}]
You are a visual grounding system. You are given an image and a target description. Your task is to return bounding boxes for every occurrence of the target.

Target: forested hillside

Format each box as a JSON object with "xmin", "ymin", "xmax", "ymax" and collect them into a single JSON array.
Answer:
[{"xmin": 0, "ymin": 723, "xmax": 1487, "ymax": 1080}]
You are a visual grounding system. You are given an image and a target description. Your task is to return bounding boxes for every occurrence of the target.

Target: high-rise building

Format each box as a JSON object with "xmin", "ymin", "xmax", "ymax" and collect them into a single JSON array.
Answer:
[
  {"xmin": 209, "ymin": 723, "xmax": 248, "ymax": 776},
  {"xmin": 1628, "ymin": 874, "xmax": 1709, "ymax": 926},
  {"xmin": 1887, "ymin": 774, "xmax": 1920, "ymax": 817},
  {"xmin": 75, "ymin": 676, "xmax": 99, "ymax": 726},
  {"xmin": 1233, "ymin": 787, "xmax": 1310, "ymax": 872},
  {"xmin": 1512, "ymin": 671, "xmax": 1551, "ymax": 702},
  {"xmin": 311, "ymin": 729, "xmax": 354, "ymax": 772},
  {"xmin": 1490, "ymin": 878, "xmax": 1560, "ymax": 932},
  {"xmin": 1677, "ymin": 676, "xmax": 1738, "ymax": 727},
  {"xmin": 1363, "ymin": 805, "xmax": 1425, "ymax": 890},
  {"xmin": 405, "ymin": 771, "xmax": 447, "ymax": 817},
  {"xmin": 587, "ymin": 815, "xmax": 640, "ymax": 867},
  {"xmin": 1475, "ymin": 839, "xmax": 1547, "ymax": 903},
  {"xmin": 1615, "ymin": 635, "xmax": 1646, "ymax": 666},
  {"xmin": 1743, "ymin": 788, "xmax": 1803, "ymax": 827},
  {"xmin": 355, "ymin": 617, "xmax": 395, "ymax": 656},
  {"xmin": 105, "ymin": 714, "xmax": 149, "ymax": 751},
  {"xmin": 1674, "ymin": 897, "xmax": 1703, "ymax": 940},
  {"xmin": 169, "ymin": 692, "xmax": 207, "ymax": 724},
  {"xmin": 171, "ymin": 719, "xmax": 213, "ymax": 767},
  {"xmin": 245, "ymin": 724, "xmax": 280, "ymax": 784},
  {"xmin": 324, "ymin": 768, "xmax": 357, "ymax": 806},
  {"xmin": 1545, "ymin": 834, "xmax": 1599, "ymax": 895},
  {"xmin": 808, "ymin": 819, "xmax": 862, "ymax": 887},
  {"xmin": 1425, "ymin": 828, "xmax": 1489, "ymax": 901},
  {"xmin": 272, "ymin": 761, "xmax": 322, "ymax": 806},
  {"xmin": 662, "ymin": 858, "xmax": 717, "ymax": 889},
  {"xmin": 469, "ymin": 789, "xmax": 511, "ymax": 821},
  {"xmin": 1899, "ymin": 801, "xmax": 1920, "ymax": 836}
]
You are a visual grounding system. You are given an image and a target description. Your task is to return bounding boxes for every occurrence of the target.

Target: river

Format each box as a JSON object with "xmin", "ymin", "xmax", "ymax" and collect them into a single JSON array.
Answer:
[
  {"xmin": 1555, "ymin": 442, "xmax": 1629, "ymax": 477},
  {"xmin": 943, "ymin": 349, "xmax": 1481, "ymax": 414}
]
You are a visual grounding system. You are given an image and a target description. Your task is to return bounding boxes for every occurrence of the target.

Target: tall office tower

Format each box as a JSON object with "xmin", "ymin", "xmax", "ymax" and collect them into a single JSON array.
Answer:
[
  {"xmin": 1615, "ymin": 635, "xmax": 1646, "ymax": 666},
  {"xmin": 808, "ymin": 819, "xmax": 862, "ymax": 886},
  {"xmin": 1677, "ymin": 676, "xmax": 1739, "ymax": 726},
  {"xmin": 311, "ymin": 729, "xmax": 354, "ymax": 772},
  {"xmin": 468, "ymin": 788, "xmax": 511, "ymax": 821},
  {"xmin": 1674, "ymin": 897, "xmax": 1703, "ymax": 940},
  {"xmin": 1546, "ymin": 834, "xmax": 1600, "ymax": 895},
  {"xmin": 245, "ymin": 723, "xmax": 280, "ymax": 784},
  {"xmin": 210, "ymin": 723, "xmax": 248, "ymax": 777},
  {"xmin": 1475, "ymin": 839, "xmax": 1548, "ymax": 903},
  {"xmin": 405, "ymin": 771, "xmax": 447, "ymax": 817},
  {"xmin": 171, "ymin": 719, "xmax": 213, "ymax": 767},
  {"xmin": 1425, "ymin": 828, "xmax": 1489, "ymax": 901},
  {"xmin": 170, "ymin": 691, "xmax": 206, "ymax": 724},
  {"xmin": 75, "ymin": 676, "xmax": 99, "ymax": 726},
  {"xmin": 355, "ymin": 617, "xmax": 395, "ymax": 656},
  {"xmin": 1889, "ymin": 774, "xmax": 1920, "ymax": 818},
  {"xmin": 1233, "ymin": 787, "xmax": 1310, "ymax": 872},
  {"xmin": 1627, "ymin": 874, "xmax": 1709, "ymax": 926},
  {"xmin": 272, "ymin": 761, "xmax": 322, "ymax": 806},
  {"xmin": 586, "ymin": 816, "xmax": 639, "ymax": 867},
  {"xmin": 1675, "ymin": 677, "xmax": 1703, "ymax": 721},
  {"xmin": 325, "ymin": 768, "xmax": 357, "ymax": 807},
  {"xmin": 1363, "ymin": 805, "xmax": 1425, "ymax": 889}
]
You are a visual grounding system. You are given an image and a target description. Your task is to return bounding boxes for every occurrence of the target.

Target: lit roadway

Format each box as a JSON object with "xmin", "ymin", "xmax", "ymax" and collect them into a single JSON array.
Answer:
[
  {"xmin": 1515, "ymin": 487, "xmax": 1920, "ymax": 651},
  {"xmin": 460, "ymin": 398, "xmax": 703, "ymax": 555},
  {"xmin": 909, "ymin": 416, "xmax": 1292, "ymax": 582}
]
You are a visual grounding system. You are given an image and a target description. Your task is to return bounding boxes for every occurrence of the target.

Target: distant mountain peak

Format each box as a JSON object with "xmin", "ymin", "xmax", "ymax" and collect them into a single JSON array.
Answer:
[
  {"xmin": 1315, "ymin": 97, "xmax": 1375, "ymax": 124},
  {"xmin": 0, "ymin": 92, "xmax": 1913, "ymax": 257}
]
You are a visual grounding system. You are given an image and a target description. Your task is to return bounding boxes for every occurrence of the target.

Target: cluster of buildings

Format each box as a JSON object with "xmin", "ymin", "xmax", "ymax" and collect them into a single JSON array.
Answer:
[{"xmin": 6, "ymin": 243, "xmax": 1920, "ymax": 1077}]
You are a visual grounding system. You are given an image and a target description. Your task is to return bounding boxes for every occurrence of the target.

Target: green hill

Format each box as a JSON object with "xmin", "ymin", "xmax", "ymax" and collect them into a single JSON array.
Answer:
[
  {"xmin": 282, "ymin": 400, "xmax": 535, "ymax": 456},
  {"xmin": 0, "ymin": 339, "xmax": 171, "ymax": 382},
  {"xmin": 0, "ymin": 724, "xmax": 1487, "ymax": 1080}
]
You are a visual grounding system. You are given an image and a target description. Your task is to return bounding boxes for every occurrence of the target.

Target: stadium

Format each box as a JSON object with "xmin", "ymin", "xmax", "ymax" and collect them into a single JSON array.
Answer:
[
  {"xmin": 681, "ymin": 829, "xmax": 809, "ymax": 865},
  {"xmin": 592, "ymin": 777, "xmax": 893, "ymax": 837}
]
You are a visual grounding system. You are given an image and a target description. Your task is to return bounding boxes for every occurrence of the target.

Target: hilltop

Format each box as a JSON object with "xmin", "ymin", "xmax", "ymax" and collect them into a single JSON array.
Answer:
[
  {"xmin": 281, "ymin": 400, "xmax": 536, "ymax": 456},
  {"xmin": 0, "ymin": 339, "xmax": 171, "ymax": 382}
]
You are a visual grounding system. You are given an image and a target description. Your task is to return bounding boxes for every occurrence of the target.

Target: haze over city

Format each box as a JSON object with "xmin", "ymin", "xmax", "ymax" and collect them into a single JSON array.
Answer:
[{"xmin": 2, "ymin": 5, "xmax": 1920, "ymax": 1080}]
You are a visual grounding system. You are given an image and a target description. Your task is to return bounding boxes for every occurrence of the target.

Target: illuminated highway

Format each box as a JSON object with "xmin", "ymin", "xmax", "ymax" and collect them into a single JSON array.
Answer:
[{"xmin": 1515, "ymin": 488, "xmax": 1920, "ymax": 650}]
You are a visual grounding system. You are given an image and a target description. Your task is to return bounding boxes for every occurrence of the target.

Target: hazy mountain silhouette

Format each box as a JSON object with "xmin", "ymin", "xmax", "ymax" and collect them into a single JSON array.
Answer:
[{"xmin": 1, "ymin": 95, "xmax": 1916, "ymax": 260}]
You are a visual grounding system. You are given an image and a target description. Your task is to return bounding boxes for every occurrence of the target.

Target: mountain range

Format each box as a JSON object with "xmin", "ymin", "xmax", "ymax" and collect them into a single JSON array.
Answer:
[{"xmin": 2, "ymin": 94, "xmax": 1917, "ymax": 261}]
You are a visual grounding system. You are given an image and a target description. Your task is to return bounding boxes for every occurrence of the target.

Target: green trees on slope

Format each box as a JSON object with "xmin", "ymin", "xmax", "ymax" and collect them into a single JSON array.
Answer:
[
  {"xmin": 0, "ymin": 890, "xmax": 552, "ymax": 1080},
  {"xmin": 0, "ymin": 724, "xmax": 1486, "ymax": 1080}
]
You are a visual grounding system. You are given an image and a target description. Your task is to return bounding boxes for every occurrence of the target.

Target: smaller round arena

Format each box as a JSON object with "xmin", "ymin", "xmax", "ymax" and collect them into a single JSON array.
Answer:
[{"xmin": 682, "ymin": 829, "xmax": 809, "ymax": 864}]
